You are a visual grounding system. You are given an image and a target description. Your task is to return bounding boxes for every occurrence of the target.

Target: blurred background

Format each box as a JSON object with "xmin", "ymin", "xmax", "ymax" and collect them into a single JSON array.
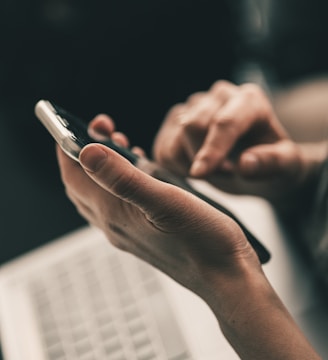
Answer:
[{"xmin": 1, "ymin": 0, "xmax": 328, "ymax": 263}]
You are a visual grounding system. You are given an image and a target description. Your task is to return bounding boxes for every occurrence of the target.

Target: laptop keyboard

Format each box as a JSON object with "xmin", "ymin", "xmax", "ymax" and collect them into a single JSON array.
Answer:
[{"xmin": 27, "ymin": 243, "xmax": 191, "ymax": 360}]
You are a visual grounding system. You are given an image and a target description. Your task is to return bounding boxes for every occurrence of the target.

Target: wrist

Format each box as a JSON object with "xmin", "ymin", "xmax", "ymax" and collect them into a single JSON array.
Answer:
[
  {"xmin": 198, "ymin": 260, "xmax": 320, "ymax": 359},
  {"xmin": 200, "ymin": 258, "xmax": 271, "ymax": 324}
]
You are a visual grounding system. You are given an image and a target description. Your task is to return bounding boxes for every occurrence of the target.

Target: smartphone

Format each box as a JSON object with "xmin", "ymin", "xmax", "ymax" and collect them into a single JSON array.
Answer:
[{"xmin": 35, "ymin": 99, "xmax": 271, "ymax": 264}]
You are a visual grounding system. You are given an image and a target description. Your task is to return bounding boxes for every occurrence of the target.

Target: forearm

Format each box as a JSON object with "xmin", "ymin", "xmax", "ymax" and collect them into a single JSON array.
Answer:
[{"xmin": 204, "ymin": 266, "xmax": 321, "ymax": 359}]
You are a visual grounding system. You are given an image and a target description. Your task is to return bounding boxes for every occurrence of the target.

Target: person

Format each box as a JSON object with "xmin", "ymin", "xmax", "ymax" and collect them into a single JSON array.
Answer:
[{"xmin": 57, "ymin": 80, "xmax": 325, "ymax": 359}]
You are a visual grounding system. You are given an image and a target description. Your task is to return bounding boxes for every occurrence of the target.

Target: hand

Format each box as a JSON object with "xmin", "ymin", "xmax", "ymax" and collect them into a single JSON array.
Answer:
[
  {"xmin": 57, "ymin": 114, "xmax": 260, "ymax": 303},
  {"xmin": 56, "ymin": 115, "xmax": 320, "ymax": 360},
  {"xmin": 153, "ymin": 81, "xmax": 310, "ymax": 202}
]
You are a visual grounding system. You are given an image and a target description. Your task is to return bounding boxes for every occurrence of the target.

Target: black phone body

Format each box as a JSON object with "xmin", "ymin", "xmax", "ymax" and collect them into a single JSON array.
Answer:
[
  {"xmin": 35, "ymin": 100, "xmax": 137, "ymax": 163},
  {"xmin": 35, "ymin": 100, "xmax": 271, "ymax": 264}
]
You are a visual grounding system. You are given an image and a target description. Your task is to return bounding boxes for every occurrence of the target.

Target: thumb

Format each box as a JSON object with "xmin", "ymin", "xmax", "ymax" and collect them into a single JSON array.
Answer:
[
  {"xmin": 238, "ymin": 140, "xmax": 301, "ymax": 179},
  {"xmin": 79, "ymin": 143, "xmax": 176, "ymax": 214}
]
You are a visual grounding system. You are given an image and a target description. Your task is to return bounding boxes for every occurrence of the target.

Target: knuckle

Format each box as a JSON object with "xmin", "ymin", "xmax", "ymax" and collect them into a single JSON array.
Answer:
[
  {"xmin": 186, "ymin": 92, "xmax": 206, "ymax": 105},
  {"xmin": 168, "ymin": 103, "xmax": 185, "ymax": 116},
  {"xmin": 210, "ymin": 80, "xmax": 234, "ymax": 96},
  {"xmin": 165, "ymin": 103, "xmax": 188, "ymax": 125},
  {"xmin": 212, "ymin": 114, "xmax": 238, "ymax": 138},
  {"xmin": 180, "ymin": 100, "xmax": 217, "ymax": 132}
]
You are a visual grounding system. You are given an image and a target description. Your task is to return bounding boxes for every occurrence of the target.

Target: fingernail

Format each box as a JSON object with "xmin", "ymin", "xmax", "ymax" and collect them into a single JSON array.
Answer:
[
  {"xmin": 80, "ymin": 146, "xmax": 108, "ymax": 172},
  {"xmin": 241, "ymin": 153, "xmax": 259, "ymax": 174},
  {"xmin": 190, "ymin": 159, "xmax": 207, "ymax": 177}
]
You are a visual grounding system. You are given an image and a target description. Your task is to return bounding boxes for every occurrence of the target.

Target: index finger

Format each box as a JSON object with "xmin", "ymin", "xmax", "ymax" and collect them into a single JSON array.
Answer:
[{"xmin": 189, "ymin": 87, "xmax": 280, "ymax": 177}]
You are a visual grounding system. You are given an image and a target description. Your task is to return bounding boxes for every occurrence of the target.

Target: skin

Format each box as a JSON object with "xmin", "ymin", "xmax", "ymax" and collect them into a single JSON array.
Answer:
[
  {"xmin": 153, "ymin": 81, "xmax": 325, "ymax": 206},
  {"xmin": 56, "ymin": 83, "xmax": 322, "ymax": 358}
]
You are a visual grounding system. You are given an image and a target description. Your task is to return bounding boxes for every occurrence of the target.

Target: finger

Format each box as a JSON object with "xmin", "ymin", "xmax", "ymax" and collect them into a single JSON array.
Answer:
[
  {"xmin": 185, "ymin": 93, "xmax": 214, "ymax": 118},
  {"xmin": 131, "ymin": 146, "xmax": 146, "ymax": 157},
  {"xmin": 183, "ymin": 80, "xmax": 236, "ymax": 112},
  {"xmin": 182, "ymin": 80, "xmax": 236, "ymax": 126},
  {"xmin": 88, "ymin": 113, "xmax": 130, "ymax": 150},
  {"xmin": 180, "ymin": 81, "xmax": 235, "ymax": 128},
  {"xmin": 111, "ymin": 132, "xmax": 130, "ymax": 148},
  {"xmin": 79, "ymin": 144, "xmax": 187, "ymax": 221},
  {"xmin": 188, "ymin": 96, "xmax": 247, "ymax": 177},
  {"xmin": 88, "ymin": 114, "xmax": 115, "ymax": 140},
  {"xmin": 238, "ymin": 140, "xmax": 301, "ymax": 179},
  {"xmin": 56, "ymin": 145, "xmax": 107, "ymax": 203},
  {"xmin": 156, "ymin": 83, "xmax": 237, "ymax": 174},
  {"xmin": 57, "ymin": 144, "xmax": 129, "ymax": 230},
  {"xmin": 181, "ymin": 93, "xmax": 222, "ymax": 128},
  {"xmin": 153, "ymin": 105, "xmax": 194, "ymax": 175},
  {"xmin": 189, "ymin": 90, "xmax": 278, "ymax": 177},
  {"xmin": 209, "ymin": 80, "xmax": 238, "ymax": 99},
  {"xmin": 179, "ymin": 97, "xmax": 223, "ymax": 164}
]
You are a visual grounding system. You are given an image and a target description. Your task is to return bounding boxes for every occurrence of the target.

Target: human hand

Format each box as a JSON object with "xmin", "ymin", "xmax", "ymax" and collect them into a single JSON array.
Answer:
[
  {"xmin": 153, "ymin": 81, "xmax": 310, "ymax": 202},
  {"xmin": 57, "ymin": 114, "xmax": 260, "ymax": 305},
  {"xmin": 56, "ymin": 115, "xmax": 321, "ymax": 360}
]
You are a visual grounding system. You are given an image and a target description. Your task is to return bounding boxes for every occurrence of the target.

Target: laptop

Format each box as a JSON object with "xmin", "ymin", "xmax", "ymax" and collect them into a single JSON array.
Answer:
[{"xmin": 0, "ymin": 180, "xmax": 328, "ymax": 359}]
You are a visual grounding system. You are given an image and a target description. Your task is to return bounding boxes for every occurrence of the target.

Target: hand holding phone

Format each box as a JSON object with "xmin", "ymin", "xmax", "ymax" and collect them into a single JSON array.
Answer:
[{"xmin": 35, "ymin": 100, "xmax": 271, "ymax": 263}]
